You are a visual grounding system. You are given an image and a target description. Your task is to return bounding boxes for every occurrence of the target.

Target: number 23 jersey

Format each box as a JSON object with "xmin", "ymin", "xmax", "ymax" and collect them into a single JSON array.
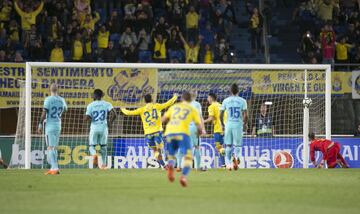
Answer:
[{"xmin": 86, "ymin": 100, "xmax": 113, "ymax": 131}]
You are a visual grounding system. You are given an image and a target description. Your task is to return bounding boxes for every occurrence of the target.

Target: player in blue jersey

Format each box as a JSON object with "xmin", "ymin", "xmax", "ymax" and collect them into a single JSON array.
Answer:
[
  {"xmin": 37, "ymin": 83, "xmax": 67, "ymax": 175},
  {"xmin": 85, "ymin": 89, "xmax": 116, "ymax": 169},
  {"xmin": 220, "ymin": 84, "xmax": 248, "ymax": 170}
]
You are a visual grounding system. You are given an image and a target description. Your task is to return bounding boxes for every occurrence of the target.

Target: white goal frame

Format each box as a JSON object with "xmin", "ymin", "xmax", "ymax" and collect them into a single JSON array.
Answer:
[{"xmin": 24, "ymin": 62, "xmax": 332, "ymax": 169}]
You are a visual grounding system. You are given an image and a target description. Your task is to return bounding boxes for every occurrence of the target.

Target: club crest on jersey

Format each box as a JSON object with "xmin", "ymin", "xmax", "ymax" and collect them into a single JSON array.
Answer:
[
  {"xmin": 107, "ymin": 69, "xmax": 155, "ymax": 103},
  {"xmin": 273, "ymin": 150, "xmax": 294, "ymax": 168}
]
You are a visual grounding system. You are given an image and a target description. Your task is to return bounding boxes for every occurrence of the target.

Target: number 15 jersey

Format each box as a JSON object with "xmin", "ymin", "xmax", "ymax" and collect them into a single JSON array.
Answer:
[
  {"xmin": 86, "ymin": 100, "xmax": 114, "ymax": 132},
  {"xmin": 220, "ymin": 96, "xmax": 247, "ymax": 128}
]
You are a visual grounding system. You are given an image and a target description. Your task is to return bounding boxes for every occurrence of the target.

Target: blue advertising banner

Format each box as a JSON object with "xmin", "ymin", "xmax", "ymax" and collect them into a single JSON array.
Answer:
[{"xmin": 112, "ymin": 137, "xmax": 360, "ymax": 169}]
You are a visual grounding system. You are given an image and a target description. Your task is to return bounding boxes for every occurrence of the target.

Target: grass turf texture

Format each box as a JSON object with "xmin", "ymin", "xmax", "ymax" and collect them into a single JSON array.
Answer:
[{"xmin": 1, "ymin": 169, "xmax": 359, "ymax": 214}]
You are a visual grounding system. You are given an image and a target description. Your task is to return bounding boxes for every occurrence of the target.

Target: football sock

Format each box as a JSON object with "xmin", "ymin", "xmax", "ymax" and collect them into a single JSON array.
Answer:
[
  {"xmin": 100, "ymin": 145, "xmax": 107, "ymax": 166},
  {"xmin": 194, "ymin": 148, "xmax": 201, "ymax": 169},
  {"xmin": 225, "ymin": 146, "xmax": 232, "ymax": 166},
  {"xmin": 219, "ymin": 154, "xmax": 225, "ymax": 166},
  {"xmin": 182, "ymin": 158, "xmax": 192, "ymax": 176},
  {"xmin": 234, "ymin": 146, "xmax": 241, "ymax": 160},
  {"xmin": 89, "ymin": 145, "xmax": 96, "ymax": 156},
  {"xmin": 176, "ymin": 152, "xmax": 183, "ymax": 168}
]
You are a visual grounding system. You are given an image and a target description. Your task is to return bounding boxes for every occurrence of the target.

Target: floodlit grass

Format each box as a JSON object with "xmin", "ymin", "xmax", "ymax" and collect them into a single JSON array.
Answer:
[{"xmin": 1, "ymin": 169, "xmax": 360, "ymax": 214}]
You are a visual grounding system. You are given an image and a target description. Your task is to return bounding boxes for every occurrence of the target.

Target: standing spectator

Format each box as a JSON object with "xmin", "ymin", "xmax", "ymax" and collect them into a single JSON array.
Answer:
[
  {"xmin": 50, "ymin": 42, "xmax": 64, "ymax": 62},
  {"xmin": 14, "ymin": 0, "xmax": 44, "ymax": 31},
  {"xmin": 167, "ymin": 0, "xmax": 186, "ymax": 28},
  {"xmin": 186, "ymin": 6, "xmax": 199, "ymax": 41},
  {"xmin": 167, "ymin": 27, "xmax": 183, "ymax": 62},
  {"xmin": 215, "ymin": 37, "xmax": 229, "ymax": 60},
  {"xmin": 335, "ymin": 37, "xmax": 354, "ymax": 63},
  {"xmin": 200, "ymin": 22, "xmax": 216, "ymax": 46},
  {"xmin": 202, "ymin": 44, "xmax": 214, "ymax": 64},
  {"xmin": 249, "ymin": 7, "xmax": 262, "ymax": 55},
  {"xmin": 0, "ymin": 50, "xmax": 6, "ymax": 61},
  {"xmin": 179, "ymin": 32, "xmax": 202, "ymax": 63},
  {"xmin": 71, "ymin": 32, "xmax": 85, "ymax": 62},
  {"xmin": 137, "ymin": 28, "xmax": 152, "ymax": 62},
  {"xmin": 74, "ymin": 0, "xmax": 91, "ymax": 23},
  {"xmin": 97, "ymin": 25, "xmax": 110, "ymax": 50},
  {"xmin": 153, "ymin": 33, "xmax": 167, "ymax": 63},
  {"xmin": 8, "ymin": 20, "xmax": 20, "ymax": 44},
  {"xmin": 102, "ymin": 41, "xmax": 120, "ymax": 62},
  {"xmin": 108, "ymin": 10, "xmax": 122, "ymax": 35},
  {"xmin": 0, "ymin": 0, "xmax": 12, "ymax": 24},
  {"xmin": 14, "ymin": 51, "xmax": 23, "ymax": 62},
  {"xmin": 298, "ymin": 31, "xmax": 319, "ymax": 63},
  {"xmin": 81, "ymin": 12, "xmax": 100, "ymax": 33},
  {"xmin": 119, "ymin": 27, "xmax": 137, "ymax": 49},
  {"xmin": 252, "ymin": 103, "xmax": 274, "ymax": 137},
  {"xmin": 48, "ymin": 17, "xmax": 63, "ymax": 44},
  {"xmin": 320, "ymin": 24, "xmax": 335, "ymax": 64},
  {"xmin": 153, "ymin": 16, "xmax": 169, "ymax": 38},
  {"xmin": 317, "ymin": 0, "xmax": 334, "ymax": 22}
]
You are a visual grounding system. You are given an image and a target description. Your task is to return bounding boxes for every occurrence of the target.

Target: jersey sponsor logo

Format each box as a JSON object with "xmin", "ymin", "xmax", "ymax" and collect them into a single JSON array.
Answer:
[{"xmin": 273, "ymin": 150, "xmax": 294, "ymax": 168}]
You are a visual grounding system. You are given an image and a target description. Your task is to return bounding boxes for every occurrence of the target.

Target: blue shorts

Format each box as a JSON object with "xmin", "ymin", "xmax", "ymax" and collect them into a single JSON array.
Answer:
[
  {"xmin": 214, "ymin": 133, "xmax": 224, "ymax": 145},
  {"xmin": 89, "ymin": 128, "xmax": 108, "ymax": 146},
  {"xmin": 45, "ymin": 129, "xmax": 61, "ymax": 147},
  {"xmin": 189, "ymin": 125, "xmax": 200, "ymax": 147},
  {"xmin": 166, "ymin": 134, "xmax": 192, "ymax": 157},
  {"xmin": 145, "ymin": 132, "xmax": 164, "ymax": 149},
  {"xmin": 224, "ymin": 126, "xmax": 243, "ymax": 146}
]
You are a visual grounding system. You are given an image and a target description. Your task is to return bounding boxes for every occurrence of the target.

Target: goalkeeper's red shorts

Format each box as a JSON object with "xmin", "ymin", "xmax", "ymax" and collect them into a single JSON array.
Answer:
[{"xmin": 326, "ymin": 143, "xmax": 341, "ymax": 168}]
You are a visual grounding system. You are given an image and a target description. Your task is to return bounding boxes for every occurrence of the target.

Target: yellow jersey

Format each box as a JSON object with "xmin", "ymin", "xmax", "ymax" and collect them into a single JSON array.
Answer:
[
  {"xmin": 97, "ymin": 31, "xmax": 110, "ymax": 49},
  {"xmin": 50, "ymin": 48, "xmax": 64, "ymax": 62},
  {"xmin": 208, "ymin": 102, "xmax": 223, "ymax": 134},
  {"xmin": 14, "ymin": 1, "xmax": 44, "ymax": 30},
  {"xmin": 72, "ymin": 40, "xmax": 84, "ymax": 60},
  {"xmin": 121, "ymin": 95, "xmax": 177, "ymax": 135},
  {"xmin": 164, "ymin": 102, "xmax": 201, "ymax": 136}
]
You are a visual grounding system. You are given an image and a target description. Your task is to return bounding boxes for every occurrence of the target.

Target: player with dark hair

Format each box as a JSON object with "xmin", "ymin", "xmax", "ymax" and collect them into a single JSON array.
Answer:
[
  {"xmin": 220, "ymin": 83, "xmax": 248, "ymax": 170},
  {"xmin": 85, "ymin": 89, "xmax": 117, "ymax": 169},
  {"xmin": 162, "ymin": 91, "xmax": 204, "ymax": 187},
  {"xmin": 121, "ymin": 93, "xmax": 178, "ymax": 168},
  {"xmin": 204, "ymin": 92, "xmax": 226, "ymax": 167},
  {"xmin": 308, "ymin": 132, "xmax": 349, "ymax": 168}
]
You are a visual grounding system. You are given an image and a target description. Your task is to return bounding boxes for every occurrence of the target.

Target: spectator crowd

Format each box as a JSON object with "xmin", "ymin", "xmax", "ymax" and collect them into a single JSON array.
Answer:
[
  {"xmin": 0, "ymin": 0, "xmax": 237, "ymax": 63},
  {"xmin": 294, "ymin": 0, "xmax": 360, "ymax": 67}
]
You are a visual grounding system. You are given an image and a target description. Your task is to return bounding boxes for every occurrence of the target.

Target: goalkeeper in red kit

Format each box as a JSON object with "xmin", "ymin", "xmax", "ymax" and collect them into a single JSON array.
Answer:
[{"xmin": 309, "ymin": 133, "xmax": 349, "ymax": 168}]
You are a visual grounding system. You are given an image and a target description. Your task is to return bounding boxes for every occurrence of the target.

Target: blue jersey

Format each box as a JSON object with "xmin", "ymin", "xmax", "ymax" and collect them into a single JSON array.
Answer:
[
  {"xmin": 190, "ymin": 100, "xmax": 202, "ymax": 127},
  {"xmin": 44, "ymin": 95, "xmax": 67, "ymax": 130},
  {"xmin": 221, "ymin": 96, "xmax": 247, "ymax": 128},
  {"xmin": 86, "ymin": 100, "xmax": 114, "ymax": 131}
]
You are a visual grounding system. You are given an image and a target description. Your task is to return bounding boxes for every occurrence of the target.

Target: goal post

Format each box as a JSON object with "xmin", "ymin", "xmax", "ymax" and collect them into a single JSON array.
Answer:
[{"xmin": 21, "ymin": 62, "xmax": 331, "ymax": 169}]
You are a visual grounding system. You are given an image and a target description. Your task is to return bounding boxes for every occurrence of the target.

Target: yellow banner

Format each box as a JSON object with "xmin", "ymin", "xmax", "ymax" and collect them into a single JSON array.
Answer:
[
  {"xmin": 0, "ymin": 63, "xmax": 158, "ymax": 108},
  {"xmin": 252, "ymin": 71, "xmax": 352, "ymax": 94}
]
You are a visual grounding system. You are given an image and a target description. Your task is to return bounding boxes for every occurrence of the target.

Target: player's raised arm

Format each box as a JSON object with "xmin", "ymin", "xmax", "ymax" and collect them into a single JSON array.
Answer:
[
  {"xmin": 121, "ymin": 107, "xmax": 142, "ymax": 115},
  {"xmin": 161, "ymin": 107, "xmax": 171, "ymax": 124},
  {"xmin": 157, "ymin": 93, "xmax": 178, "ymax": 110}
]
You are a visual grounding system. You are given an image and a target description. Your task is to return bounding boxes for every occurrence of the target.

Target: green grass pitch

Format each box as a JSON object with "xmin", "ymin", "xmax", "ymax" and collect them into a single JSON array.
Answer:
[{"xmin": 1, "ymin": 169, "xmax": 360, "ymax": 214}]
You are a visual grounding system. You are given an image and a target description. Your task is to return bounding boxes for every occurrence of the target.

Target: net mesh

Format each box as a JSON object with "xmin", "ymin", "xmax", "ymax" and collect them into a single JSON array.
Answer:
[{"xmin": 12, "ymin": 66, "xmax": 327, "ymax": 169}]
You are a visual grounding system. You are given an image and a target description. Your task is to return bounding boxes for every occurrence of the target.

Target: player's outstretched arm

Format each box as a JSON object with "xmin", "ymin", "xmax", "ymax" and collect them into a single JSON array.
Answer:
[
  {"xmin": 220, "ymin": 110, "xmax": 225, "ymax": 128},
  {"xmin": 121, "ymin": 107, "xmax": 142, "ymax": 116},
  {"xmin": 158, "ymin": 93, "xmax": 178, "ymax": 110},
  {"xmin": 204, "ymin": 116, "xmax": 214, "ymax": 124}
]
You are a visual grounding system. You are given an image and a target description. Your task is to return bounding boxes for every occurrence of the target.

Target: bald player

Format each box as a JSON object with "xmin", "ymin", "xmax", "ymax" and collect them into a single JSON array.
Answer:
[{"xmin": 38, "ymin": 83, "xmax": 67, "ymax": 175}]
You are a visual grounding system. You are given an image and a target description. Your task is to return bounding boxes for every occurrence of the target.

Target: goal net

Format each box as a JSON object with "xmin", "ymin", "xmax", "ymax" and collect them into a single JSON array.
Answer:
[{"xmin": 12, "ymin": 63, "xmax": 331, "ymax": 169}]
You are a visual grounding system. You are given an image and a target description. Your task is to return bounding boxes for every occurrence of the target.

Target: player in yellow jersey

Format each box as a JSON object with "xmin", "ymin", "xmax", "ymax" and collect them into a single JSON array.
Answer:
[
  {"xmin": 204, "ymin": 93, "xmax": 226, "ymax": 168},
  {"xmin": 162, "ymin": 91, "xmax": 204, "ymax": 187},
  {"xmin": 121, "ymin": 93, "xmax": 178, "ymax": 168}
]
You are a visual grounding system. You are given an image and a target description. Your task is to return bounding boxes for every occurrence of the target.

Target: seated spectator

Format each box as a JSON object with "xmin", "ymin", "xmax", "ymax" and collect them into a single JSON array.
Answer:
[
  {"xmin": 124, "ymin": 0, "xmax": 136, "ymax": 16},
  {"xmin": 167, "ymin": 27, "xmax": 183, "ymax": 62},
  {"xmin": 50, "ymin": 42, "xmax": 64, "ymax": 62},
  {"xmin": 108, "ymin": 10, "xmax": 122, "ymax": 35},
  {"xmin": 351, "ymin": 46, "xmax": 360, "ymax": 63},
  {"xmin": 8, "ymin": 20, "xmax": 20, "ymax": 44},
  {"xmin": 0, "ymin": 50, "xmax": 7, "ymax": 61},
  {"xmin": 71, "ymin": 32, "xmax": 85, "ymax": 62},
  {"xmin": 252, "ymin": 103, "xmax": 274, "ymax": 137},
  {"xmin": 166, "ymin": 0, "xmax": 187, "ymax": 28},
  {"xmin": 14, "ymin": 0, "xmax": 44, "ymax": 31},
  {"xmin": 186, "ymin": 6, "xmax": 199, "ymax": 41},
  {"xmin": 29, "ymin": 39, "xmax": 45, "ymax": 61},
  {"xmin": 179, "ymin": 32, "xmax": 202, "ymax": 63},
  {"xmin": 119, "ymin": 27, "xmax": 137, "ymax": 49},
  {"xmin": 81, "ymin": 12, "xmax": 100, "ymax": 33},
  {"xmin": 335, "ymin": 37, "xmax": 354, "ymax": 63},
  {"xmin": 215, "ymin": 37, "xmax": 229, "ymax": 59},
  {"xmin": 97, "ymin": 25, "xmax": 110, "ymax": 50},
  {"xmin": 200, "ymin": 22, "xmax": 216, "ymax": 46},
  {"xmin": 153, "ymin": 16, "xmax": 169, "ymax": 38},
  {"xmin": 123, "ymin": 44, "xmax": 139, "ymax": 62},
  {"xmin": 48, "ymin": 17, "xmax": 63, "ymax": 43},
  {"xmin": 14, "ymin": 51, "xmax": 23, "ymax": 62},
  {"xmin": 102, "ymin": 41, "xmax": 119, "ymax": 62},
  {"xmin": 135, "ymin": 9, "xmax": 153, "ymax": 33}
]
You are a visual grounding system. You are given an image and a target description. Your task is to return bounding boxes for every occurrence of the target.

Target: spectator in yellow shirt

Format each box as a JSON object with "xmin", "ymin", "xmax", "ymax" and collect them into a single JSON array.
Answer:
[
  {"xmin": 335, "ymin": 37, "xmax": 354, "ymax": 63},
  {"xmin": 81, "ymin": 12, "xmax": 100, "ymax": 33},
  {"xmin": 186, "ymin": 6, "xmax": 199, "ymax": 41},
  {"xmin": 179, "ymin": 32, "xmax": 202, "ymax": 63},
  {"xmin": 14, "ymin": 0, "xmax": 44, "ymax": 31},
  {"xmin": 153, "ymin": 33, "xmax": 167, "ymax": 63},
  {"xmin": 72, "ymin": 32, "xmax": 84, "ymax": 61},
  {"xmin": 97, "ymin": 25, "xmax": 110, "ymax": 49},
  {"xmin": 50, "ymin": 42, "xmax": 64, "ymax": 62},
  {"xmin": 0, "ymin": 0, "xmax": 12, "ymax": 22},
  {"xmin": 203, "ymin": 44, "xmax": 214, "ymax": 64}
]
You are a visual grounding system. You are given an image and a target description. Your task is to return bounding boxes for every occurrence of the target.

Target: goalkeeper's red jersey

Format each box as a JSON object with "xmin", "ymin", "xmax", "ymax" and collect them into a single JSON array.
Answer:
[{"xmin": 309, "ymin": 139, "xmax": 334, "ymax": 162}]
